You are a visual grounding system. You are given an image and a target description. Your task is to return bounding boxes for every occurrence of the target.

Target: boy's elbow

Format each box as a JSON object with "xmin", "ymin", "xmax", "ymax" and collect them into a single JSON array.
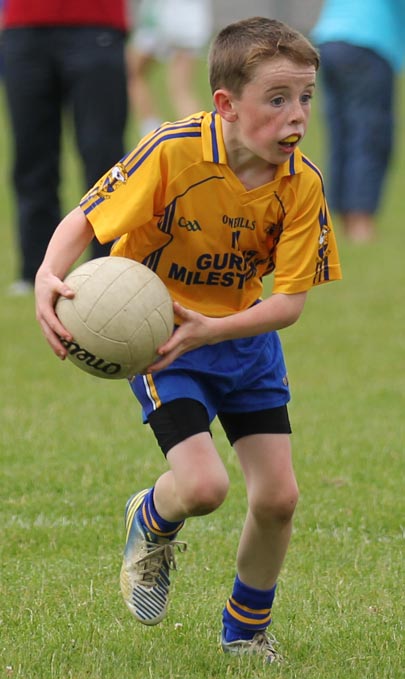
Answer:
[{"xmin": 277, "ymin": 292, "xmax": 307, "ymax": 327}]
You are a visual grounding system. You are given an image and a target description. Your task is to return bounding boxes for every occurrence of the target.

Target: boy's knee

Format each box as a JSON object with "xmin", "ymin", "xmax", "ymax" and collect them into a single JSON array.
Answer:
[
  {"xmin": 251, "ymin": 483, "xmax": 299, "ymax": 524},
  {"xmin": 179, "ymin": 473, "xmax": 229, "ymax": 516}
]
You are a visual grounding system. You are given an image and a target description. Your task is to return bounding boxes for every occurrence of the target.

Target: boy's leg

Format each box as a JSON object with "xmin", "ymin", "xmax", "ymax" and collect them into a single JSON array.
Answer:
[
  {"xmin": 222, "ymin": 432, "xmax": 298, "ymax": 662},
  {"xmin": 121, "ymin": 399, "xmax": 229, "ymax": 624},
  {"xmin": 235, "ymin": 433, "xmax": 297, "ymax": 590}
]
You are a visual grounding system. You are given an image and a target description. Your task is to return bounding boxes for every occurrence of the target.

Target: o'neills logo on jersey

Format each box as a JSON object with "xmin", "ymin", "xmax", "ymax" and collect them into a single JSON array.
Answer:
[
  {"xmin": 222, "ymin": 215, "xmax": 256, "ymax": 230},
  {"xmin": 59, "ymin": 338, "xmax": 121, "ymax": 375}
]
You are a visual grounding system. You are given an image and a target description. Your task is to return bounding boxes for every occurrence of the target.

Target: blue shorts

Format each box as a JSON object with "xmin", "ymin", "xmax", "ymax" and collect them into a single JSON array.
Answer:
[{"xmin": 130, "ymin": 330, "xmax": 290, "ymax": 424}]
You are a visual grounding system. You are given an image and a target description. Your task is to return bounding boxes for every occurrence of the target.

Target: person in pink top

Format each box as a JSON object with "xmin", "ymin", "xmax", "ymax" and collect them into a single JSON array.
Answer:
[{"xmin": 2, "ymin": 0, "xmax": 129, "ymax": 294}]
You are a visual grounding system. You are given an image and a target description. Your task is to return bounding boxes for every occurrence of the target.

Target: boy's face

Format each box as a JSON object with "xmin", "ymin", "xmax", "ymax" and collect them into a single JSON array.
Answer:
[{"xmin": 224, "ymin": 56, "xmax": 316, "ymax": 165}]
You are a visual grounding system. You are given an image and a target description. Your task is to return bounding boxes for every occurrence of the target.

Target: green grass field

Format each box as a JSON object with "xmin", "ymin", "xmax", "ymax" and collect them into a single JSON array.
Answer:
[{"xmin": 1, "ymin": 70, "xmax": 404, "ymax": 679}]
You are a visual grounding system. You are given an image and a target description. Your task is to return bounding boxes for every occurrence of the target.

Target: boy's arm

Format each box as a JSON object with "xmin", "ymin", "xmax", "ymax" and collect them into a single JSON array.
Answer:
[
  {"xmin": 149, "ymin": 291, "xmax": 307, "ymax": 372},
  {"xmin": 35, "ymin": 207, "xmax": 95, "ymax": 358},
  {"xmin": 210, "ymin": 292, "xmax": 307, "ymax": 339}
]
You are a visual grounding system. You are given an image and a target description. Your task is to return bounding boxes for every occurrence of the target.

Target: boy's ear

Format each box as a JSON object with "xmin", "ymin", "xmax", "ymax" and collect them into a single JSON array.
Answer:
[{"xmin": 213, "ymin": 89, "xmax": 238, "ymax": 121}]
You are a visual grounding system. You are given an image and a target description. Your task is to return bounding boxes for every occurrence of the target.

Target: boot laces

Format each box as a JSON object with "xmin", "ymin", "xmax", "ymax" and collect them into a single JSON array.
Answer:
[{"xmin": 134, "ymin": 540, "xmax": 187, "ymax": 586}]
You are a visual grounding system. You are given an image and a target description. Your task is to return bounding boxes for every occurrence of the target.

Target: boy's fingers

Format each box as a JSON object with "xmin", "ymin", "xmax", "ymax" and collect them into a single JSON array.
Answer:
[
  {"xmin": 39, "ymin": 319, "xmax": 69, "ymax": 359},
  {"xmin": 58, "ymin": 284, "xmax": 75, "ymax": 299}
]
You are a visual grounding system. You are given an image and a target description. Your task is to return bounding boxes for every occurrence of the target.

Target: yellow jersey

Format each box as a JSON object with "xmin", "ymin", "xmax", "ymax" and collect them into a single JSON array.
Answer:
[{"xmin": 80, "ymin": 111, "xmax": 342, "ymax": 317}]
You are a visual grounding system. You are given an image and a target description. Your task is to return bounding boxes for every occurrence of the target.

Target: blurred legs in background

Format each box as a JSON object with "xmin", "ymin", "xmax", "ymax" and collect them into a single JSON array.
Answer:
[
  {"xmin": 127, "ymin": 0, "xmax": 212, "ymax": 137},
  {"xmin": 316, "ymin": 41, "xmax": 395, "ymax": 243}
]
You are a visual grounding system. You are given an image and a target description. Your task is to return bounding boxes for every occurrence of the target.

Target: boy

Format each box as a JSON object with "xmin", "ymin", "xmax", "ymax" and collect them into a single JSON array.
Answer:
[{"xmin": 35, "ymin": 17, "xmax": 342, "ymax": 663}]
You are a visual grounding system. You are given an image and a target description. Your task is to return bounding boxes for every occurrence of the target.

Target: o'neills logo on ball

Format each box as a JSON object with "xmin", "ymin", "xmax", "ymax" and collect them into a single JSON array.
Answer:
[{"xmin": 60, "ymin": 338, "xmax": 122, "ymax": 376}]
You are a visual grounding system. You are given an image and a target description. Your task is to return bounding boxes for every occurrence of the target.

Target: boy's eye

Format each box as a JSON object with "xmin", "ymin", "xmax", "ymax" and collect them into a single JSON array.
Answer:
[
  {"xmin": 271, "ymin": 96, "xmax": 284, "ymax": 107},
  {"xmin": 301, "ymin": 94, "xmax": 313, "ymax": 104}
]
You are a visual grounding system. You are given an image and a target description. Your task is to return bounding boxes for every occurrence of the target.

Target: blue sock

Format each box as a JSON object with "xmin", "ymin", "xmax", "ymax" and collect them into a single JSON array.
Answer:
[
  {"xmin": 139, "ymin": 488, "xmax": 184, "ymax": 539},
  {"xmin": 222, "ymin": 574, "xmax": 276, "ymax": 642}
]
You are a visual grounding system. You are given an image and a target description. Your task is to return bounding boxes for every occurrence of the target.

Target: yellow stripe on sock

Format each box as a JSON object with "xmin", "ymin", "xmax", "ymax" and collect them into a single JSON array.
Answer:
[
  {"xmin": 142, "ymin": 503, "xmax": 184, "ymax": 537},
  {"xmin": 225, "ymin": 600, "xmax": 272, "ymax": 626},
  {"xmin": 142, "ymin": 503, "xmax": 160, "ymax": 532},
  {"xmin": 229, "ymin": 596, "xmax": 272, "ymax": 615}
]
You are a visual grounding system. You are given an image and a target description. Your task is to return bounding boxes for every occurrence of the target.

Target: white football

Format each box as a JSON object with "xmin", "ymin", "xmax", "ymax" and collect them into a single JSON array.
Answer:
[{"xmin": 55, "ymin": 257, "xmax": 174, "ymax": 379}]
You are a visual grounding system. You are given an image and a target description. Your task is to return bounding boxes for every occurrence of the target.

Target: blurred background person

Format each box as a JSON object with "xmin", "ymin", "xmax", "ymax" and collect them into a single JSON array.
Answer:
[
  {"xmin": 127, "ymin": 0, "xmax": 213, "ymax": 138},
  {"xmin": 311, "ymin": 0, "xmax": 405, "ymax": 243},
  {"xmin": 2, "ymin": 0, "xmax": 129, "ymax": 295}
]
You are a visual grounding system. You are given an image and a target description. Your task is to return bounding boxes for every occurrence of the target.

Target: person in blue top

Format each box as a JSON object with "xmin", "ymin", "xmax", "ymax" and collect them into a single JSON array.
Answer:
[{"xmin": 311, "ymin": 0, "xmax": 405, "ymax": 242}]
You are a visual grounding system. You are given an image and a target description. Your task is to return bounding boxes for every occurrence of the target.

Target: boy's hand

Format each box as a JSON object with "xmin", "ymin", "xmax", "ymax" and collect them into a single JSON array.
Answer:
[
  {"xmin": 145, "ymin": 291, "xmax": 307, "ymax": 373},
  {"xmin": 146, "ymin": 301, "xmax": 216, "ymax": 372},
  {"xmin": 35, "ymin": 269, "xmax": 75, "ymax": 359}
]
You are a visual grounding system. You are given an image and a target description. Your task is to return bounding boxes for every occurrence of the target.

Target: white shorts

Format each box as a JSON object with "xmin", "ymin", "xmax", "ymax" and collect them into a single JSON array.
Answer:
[{"xmin": 131, "ymin": 0, "xmax": 213, "ymax": 56}]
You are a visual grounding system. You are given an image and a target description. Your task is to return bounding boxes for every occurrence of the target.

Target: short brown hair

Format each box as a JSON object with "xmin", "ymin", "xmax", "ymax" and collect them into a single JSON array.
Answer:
[{"xmin": 208, "ymin": 16, "xmax": 319, "ymax": 96}]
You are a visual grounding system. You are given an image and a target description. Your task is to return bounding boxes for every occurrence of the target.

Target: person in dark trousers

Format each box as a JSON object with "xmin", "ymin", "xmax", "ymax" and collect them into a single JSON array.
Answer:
[{"xmin": 2, "ymin": 0, "xmax": 129, "ymax": 294}]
